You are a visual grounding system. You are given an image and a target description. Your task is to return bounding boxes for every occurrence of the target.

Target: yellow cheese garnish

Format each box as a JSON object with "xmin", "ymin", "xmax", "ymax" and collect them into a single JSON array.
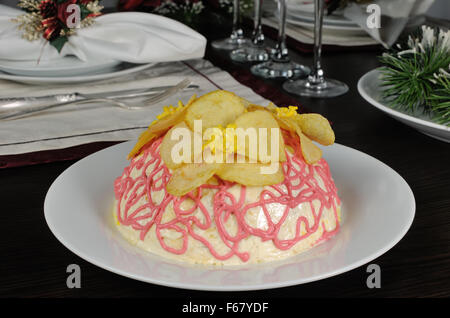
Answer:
[
  {"xmin": 275, "ymin": 106, "xmax": 298, "ymax": 118},
  {"xmin": 203, "ymin": 123, "xmax": 238, "ymax": 155},
  {"xmin": 149, "ymin": 104, "xmax": 184, "ymax": 126}
]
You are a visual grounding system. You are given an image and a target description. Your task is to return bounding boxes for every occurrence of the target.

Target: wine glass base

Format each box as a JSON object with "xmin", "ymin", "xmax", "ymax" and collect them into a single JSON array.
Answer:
[
  {"xmin": 251, "ymin": 61, "xmax": 310, "ymax": 79},
  {"xmin": 283, "ymin": 78, "xmax": 349, "ymax": 98},
  {"xmin": 230, "ymin": 46, "xmax": 270, "ymax": 62},
  {"xmin": 211, "ymin": 37, "xmax": 250, "ymax": 50}
]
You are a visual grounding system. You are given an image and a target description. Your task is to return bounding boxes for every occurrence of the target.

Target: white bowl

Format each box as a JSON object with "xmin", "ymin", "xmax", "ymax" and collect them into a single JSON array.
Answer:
[{"xmin": 358, "ymin": 68, "xmax": 450, "ymax": 143}]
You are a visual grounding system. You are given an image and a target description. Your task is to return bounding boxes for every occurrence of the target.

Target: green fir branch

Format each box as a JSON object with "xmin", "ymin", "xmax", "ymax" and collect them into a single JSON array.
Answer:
[
  {"xmin": 428, "ymin": 72, "xmax": 450, "ymax": 124},
  {"xmin": 379, "ymin": 26, "xmax": 450, "ymax": 126}
]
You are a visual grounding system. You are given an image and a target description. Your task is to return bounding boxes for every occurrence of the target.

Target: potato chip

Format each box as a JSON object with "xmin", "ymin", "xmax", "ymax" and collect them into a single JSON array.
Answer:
[
  {"xmin": 160, "ymin": 121, "xmax": 196, "ymax": 169},
  {"xmin": 127, "ymin": 95, "xmax": 197, "ymax": 159},
  {"xmin": 185, "ymin": 90, "xmax": 245, "ymax": 131},
  {"xmin": 166, "ymin": 163, "xmax": 221, "ymax": 197},
  {"xmin": 274, "ymin": 115, "xmax": 299, "ymax": 133},
  {"xmin": 234, "ymin": 110, "xmax": 286, "ymax": 162},
  {"xmin": 246, "ymin": 103, "xmax": 282, "ymax": 116},
  {"xmin": 241, "ymin": 98, "xmax": 252, "ymax": 109},
  {"xmin": 246, "ymin": 104, "xmax": 268, "ymax": 112},
  {"xmin": 296, "ymin": 113, "xmax": 335, "ymax": 146},
  {"xmin": 217, "ymin": 162, "xmax": 284, "ymax": 186},
  {"xmin": 239, "ymin": 106, "xmax": 325, "ymax": 164},
  {"xmin": 272, "ymin": 113, "xmax": 322, "ymax": 164},
  {"xmin": 298, "ymin": 132, "xmax": 322, "ymax": 164}
]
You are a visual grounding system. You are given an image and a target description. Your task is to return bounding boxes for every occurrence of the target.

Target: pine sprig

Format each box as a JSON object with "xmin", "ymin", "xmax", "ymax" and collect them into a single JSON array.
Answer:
[
  {"xmin": 428, "ymin": 69, "xmax": 450, "ymax": 124},
  {"xmin": 380, "ymin": 47, "xmax": 449, "ymax": 109},
  {"xmin": 379, "ymin": 26, "xmax": 450, "ymax": 126}
]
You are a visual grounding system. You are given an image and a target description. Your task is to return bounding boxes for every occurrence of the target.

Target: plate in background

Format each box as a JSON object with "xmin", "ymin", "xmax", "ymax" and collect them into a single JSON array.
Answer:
[
  {"xmin": 287, "ymin": 7, "xmax": 355, "ymax": 26},
  {"xmin": 0, "ymin": 56, "xmax": 121, "ymax": 77},
  {"xmin": 0, "ymin": 62, "xmax": 156, "ymax": 85},
  {"xmin": 358, "ymin": 68, "xmax": 450, "ymax": 143},
  {"xmin": 285, "ymin": 14, "xmax": 365, "ymax": 33}
]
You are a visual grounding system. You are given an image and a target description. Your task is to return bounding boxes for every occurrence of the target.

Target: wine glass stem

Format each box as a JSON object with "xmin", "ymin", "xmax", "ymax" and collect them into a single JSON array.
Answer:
[
  {"xmin": 231, "ymin": 0, "xmax": 244, "ymax": 39},
  {"xmin": 310, "ymin": 0, "xmax": 325, "ymax": 85},
  {"xmin": 252, "ymin": 0, "xmax": 264, "ymax": 46},
  {"xmin": 273, "ymin": 0, "xmax": 289, "ymax": 62}
]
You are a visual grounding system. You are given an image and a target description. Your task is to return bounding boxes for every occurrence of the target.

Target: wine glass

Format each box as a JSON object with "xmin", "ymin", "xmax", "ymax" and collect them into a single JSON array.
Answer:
[
  {"xmin": 230, "ymin": 0, "xmax": 269, "ymax": 62},
  {"xmin": 283, "ymin": 0, "xmax": 348, "ymax": 97},
  {"xmin": 250, "ymin": 0, "xmax": 310, "ymax": 79},
  {"xmin": 212, "ymin": 0, "xmax": 250, "ymax": 50}
]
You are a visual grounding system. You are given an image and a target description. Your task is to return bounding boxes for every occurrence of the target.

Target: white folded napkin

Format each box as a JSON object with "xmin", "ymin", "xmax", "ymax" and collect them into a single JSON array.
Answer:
[
  {"xmin": 343, "ymin": 0, "xmax": 435, "ymax": 48},
  {"xmin": 0, "ymin": 5, "xmax": 206, "ymax": 63},
  {"xmin": 264, "ymin": 0, "xmax": 435, "ymax": 48},
  {"xmin": 262, "ymin": 0, "xmax": 378, "ymax": 47}
]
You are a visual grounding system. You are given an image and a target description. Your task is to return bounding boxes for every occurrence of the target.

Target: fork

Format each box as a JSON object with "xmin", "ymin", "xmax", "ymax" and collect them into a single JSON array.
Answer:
[{"xmin": 0, "ymin": 78, "xmax": 192, "ymax": 120}]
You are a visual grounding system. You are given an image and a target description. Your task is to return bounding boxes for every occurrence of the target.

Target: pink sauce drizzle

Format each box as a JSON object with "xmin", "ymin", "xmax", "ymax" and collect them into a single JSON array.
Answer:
[{"xmin": 114, "ymin": 132, "xmax": 341, "ymax": 262}]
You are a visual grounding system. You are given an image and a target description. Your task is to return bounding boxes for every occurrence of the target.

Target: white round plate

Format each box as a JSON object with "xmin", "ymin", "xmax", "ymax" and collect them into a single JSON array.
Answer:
[
  {"xmin": 286, "ymin": 8, "xmax": 355, "ymax": 26},
  {"xmin": 44, "ymin": 140, "xmax": 415, "ymax": 291},
  {"xmin": 0, "ymin": 63, "xmax": 155, "ymax": 85},
  {"xmin": 285, "ymin": 15, "xmax": 364, "ymax": 32},
  {"xmin": 358, "ymin": 68, "xmax": 450, "ymax": 143},
  {"xmin": 0, "ymin": 56, "xmax": 121, "ymax": 77}
]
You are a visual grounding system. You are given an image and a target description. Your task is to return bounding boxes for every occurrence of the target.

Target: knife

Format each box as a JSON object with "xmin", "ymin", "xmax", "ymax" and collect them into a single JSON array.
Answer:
[{"xmin": 0, "ymin": 84, "xmax": 199, "ymax": 118}]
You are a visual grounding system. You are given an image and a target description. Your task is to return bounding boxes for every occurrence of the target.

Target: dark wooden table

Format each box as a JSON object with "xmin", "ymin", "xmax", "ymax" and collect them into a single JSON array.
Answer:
[{"xmin": 1, "ymin": 31, "xmax": 449, "ymax": 299}]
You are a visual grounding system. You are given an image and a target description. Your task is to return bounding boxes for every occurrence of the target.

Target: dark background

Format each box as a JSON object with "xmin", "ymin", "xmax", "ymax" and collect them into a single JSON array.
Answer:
[{"xmin": 0, "ymin": 0, "xmax": 448, "ymax": 20}]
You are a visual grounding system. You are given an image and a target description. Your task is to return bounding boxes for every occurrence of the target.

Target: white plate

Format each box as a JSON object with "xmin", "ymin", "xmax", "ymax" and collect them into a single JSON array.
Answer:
[
  {"xmin": 358, "ymin": 68, "xmax": 450, "ymax": 143},
  {"xmin": 287, "ymin": 8, "xmax": 355, "ymax": 26},
  {"xmin": 44, "ymin": 140, "xmax": 415, "ymax": 291},
  {"xmin": 285, "ymin": 15, "xmax": 364, "ymax": 32},
  {"xmin": 0, "ymin": 56, "xmax": 121, "ymax": 77},
  {"xmin": 0, "ymin": 63, "xmax": 155, "ymax": 85}
]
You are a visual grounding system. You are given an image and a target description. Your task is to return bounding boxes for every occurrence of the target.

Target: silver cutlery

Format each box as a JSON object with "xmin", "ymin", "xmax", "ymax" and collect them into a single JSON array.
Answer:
[{"xmin": 0, "ymin": 79, "xmax": 195, "ymax": 120}]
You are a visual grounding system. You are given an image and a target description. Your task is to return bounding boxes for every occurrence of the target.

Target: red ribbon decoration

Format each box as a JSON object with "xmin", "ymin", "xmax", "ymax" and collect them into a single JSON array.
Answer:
[
  {"xmin": 38, "ymin": 0, "xmax": 60, "ymax": 40},
  {"xmin": 87, "ymin": 12, "xmax": 102, "ymax": 18},
  {"xmin": 41, "ymin": 17, "xmax": 60, "ymax": 40},
  {"xmin": 34, "ymin": 1, "xmax": 102, "ymax": 42}
]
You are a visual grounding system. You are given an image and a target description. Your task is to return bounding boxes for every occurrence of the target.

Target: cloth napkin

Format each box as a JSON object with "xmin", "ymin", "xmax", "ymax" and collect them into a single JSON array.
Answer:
[
  {"xmin": 0, "ymin": 5, "xmax": 206, "ymax": 63},
  {"xmin": 262, "ymin": 0, "xmax": 378, "ymax": 47},
  {"xmin": 0, "ymin": 59, "xmax": 269, "ymax": 156},
  {"xmin": 343, "ymin": 0, "xmax": 435, "ymax": 48},
  {"xmin": 264, "ymin": 0, "xmax": 434, "ymax": 48}
]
